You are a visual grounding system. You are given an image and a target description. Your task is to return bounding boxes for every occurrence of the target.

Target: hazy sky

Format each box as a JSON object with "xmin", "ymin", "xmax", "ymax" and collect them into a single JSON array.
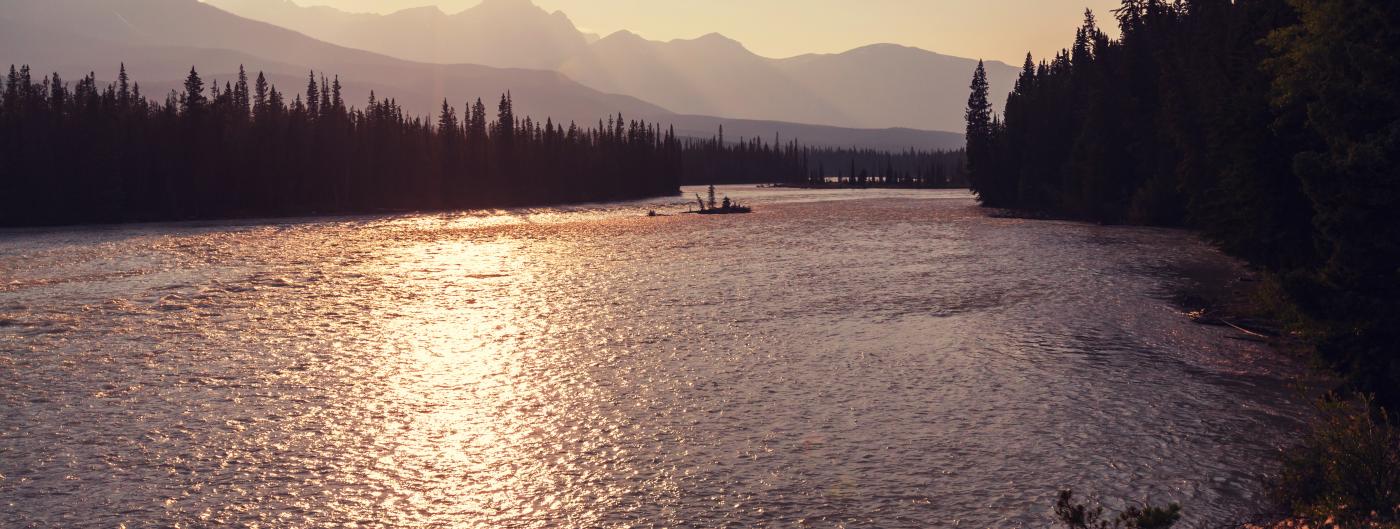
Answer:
[{"xmin": 293, "ymin": 0, "xmax": 1123, "ymax": 65}]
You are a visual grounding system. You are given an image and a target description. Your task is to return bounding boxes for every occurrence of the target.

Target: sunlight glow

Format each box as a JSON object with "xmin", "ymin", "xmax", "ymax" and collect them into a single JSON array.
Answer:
[{"xmin": 283, "ymin": 0, "xmax": 1124, "ymax": 64}]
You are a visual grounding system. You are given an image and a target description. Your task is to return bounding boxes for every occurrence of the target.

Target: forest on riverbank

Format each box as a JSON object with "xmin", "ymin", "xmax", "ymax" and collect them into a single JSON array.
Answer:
[
  {"xmin": 963, "ymin": 0, "xmax": 1399, "ymax": 525},
  {"xmin": 680, "ymin": 134, "xmax": 969, "ymax": 189},
  {"xmin": 0, "ymin": 65, "xmax": 685, "ymax": 226},
  {"xmin": 0, "ymin": 64, "xmax": 973, "ymax": 228}
]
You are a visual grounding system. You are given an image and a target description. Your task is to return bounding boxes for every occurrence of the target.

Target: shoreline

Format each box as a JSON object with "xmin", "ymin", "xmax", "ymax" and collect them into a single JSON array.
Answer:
[
  {"xmin": 761, "ymin": 183, "xmax": 969, "ymax": 191},
  {"xmin": 0, "ymin": 190, "xmax": 685, "ymax": 233}
]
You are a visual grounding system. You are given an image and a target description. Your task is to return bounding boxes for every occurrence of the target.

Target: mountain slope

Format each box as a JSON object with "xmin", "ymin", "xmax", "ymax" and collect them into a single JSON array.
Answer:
[
  {"xmin": 0, "ymin": 0, "xmax": 667, "ymax": 125},
  {"xmin": 560, "ymin": 31, "xmax": 856, "ymax": 127},
  {"xmin": 0, "ymin": 0, "xmax": 960, "ymax": 150},
  {"xmin": 205, "ymin": 0, "xmax": 591, "ymax": 69},
  {"xmin": 201, "ymin": 0, "xmax": 1017, "ymax": 132},
  {"xmin": 776, "ymin": 44, "xmax": 1017, "ymax": 134}
]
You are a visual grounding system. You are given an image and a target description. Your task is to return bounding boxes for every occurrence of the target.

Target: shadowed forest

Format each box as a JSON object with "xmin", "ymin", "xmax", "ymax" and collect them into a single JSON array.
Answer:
[
  {"xmin": 0, "ymin": 64, "xmax": 971, "ymax": 227},
  {"xmin": 796, "ymin": 148, "xmax": 968, "ymax": 188},
  {"xmin": 681, "ymin": 133, "xmax": 969, "ymax": 188},
  {"xmin": 0, "ymin": 65, "xmax": 683, "ymax": 226},
  {"xmin": 966, "ymin": 0, "xmax": 1398, "ymax": 408},
  {"xmin": 964, "ymin": 2, "xmax": 1400, "ymax": 525}
]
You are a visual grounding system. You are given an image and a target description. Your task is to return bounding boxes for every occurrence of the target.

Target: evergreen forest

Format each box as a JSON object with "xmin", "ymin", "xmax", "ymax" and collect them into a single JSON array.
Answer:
[
  {"xmin": 0, "ymin": 65, "xmax": 686, "ymax": 226},
  {"xmin": 963, "ymin": 0, "xmax": 1400, "ymax": 407}
]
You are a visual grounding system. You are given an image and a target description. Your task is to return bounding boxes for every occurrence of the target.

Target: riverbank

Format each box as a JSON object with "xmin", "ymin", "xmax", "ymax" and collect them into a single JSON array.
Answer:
[
  {"xmin": 1138, "ymin": 236, "xmax": 1399, "ymax": 528},
  {"xmin": 0, "ymin": 189, "xmax": 684, "ymax": 230},
  {"xmin": 1171, "ymin": 263, "xmax": 1305, "ymax": 356},
  {"xmin": 763, "ymin": 182, "xmax": 966, "ymax": 191}
]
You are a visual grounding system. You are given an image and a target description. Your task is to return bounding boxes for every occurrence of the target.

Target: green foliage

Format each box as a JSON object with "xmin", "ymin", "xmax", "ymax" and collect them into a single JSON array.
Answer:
[
  {"xmin": 1053, "ymin": 490, "xmax": 1182, "ymax": 529},
  {"xmin": 1275, "ymin": 396, "xmax": 1400, "ymax": 527}
]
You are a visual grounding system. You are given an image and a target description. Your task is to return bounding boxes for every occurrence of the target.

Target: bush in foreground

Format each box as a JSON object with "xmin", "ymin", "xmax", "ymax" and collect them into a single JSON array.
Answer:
[
  {"xmin": 1053, "ymin": 490, "xmax": 1181, "ymax": 529},
  {"xmin": 1274, "ymin": 396, "xmax": 1400, "ymax": 528}
]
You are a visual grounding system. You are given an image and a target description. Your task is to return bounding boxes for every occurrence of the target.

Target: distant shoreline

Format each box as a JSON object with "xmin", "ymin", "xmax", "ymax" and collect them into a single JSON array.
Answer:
[{"xmin": 762, "ymin": 183, "xmax": 968, "ymax": 191}]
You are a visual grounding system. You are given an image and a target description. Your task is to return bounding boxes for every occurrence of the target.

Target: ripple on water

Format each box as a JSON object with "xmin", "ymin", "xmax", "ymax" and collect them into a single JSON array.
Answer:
[{"xmin": 0, "ymin": 188, "xmax": 1311, "ymax": 528}]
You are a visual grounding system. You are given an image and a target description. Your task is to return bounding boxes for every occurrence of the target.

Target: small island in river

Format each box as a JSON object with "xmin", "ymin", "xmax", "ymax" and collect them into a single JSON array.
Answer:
[{"xmin": 690, "ymin": 185, "xmax": 753, "ymax": 215}]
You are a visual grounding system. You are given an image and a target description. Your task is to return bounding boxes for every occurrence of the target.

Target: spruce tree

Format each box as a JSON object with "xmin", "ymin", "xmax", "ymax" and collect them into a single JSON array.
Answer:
[
  {"xmin": 318, "ymin": 75, "xmax": 331, "ymax": 119},
  {"xmin": 182, "ymin": 66, "xmax": 206, "ymax": 114},
  {"xmin": 964, "ymin": 60, "xmax": 997, "ymax": 203},
  {"xmin": 438, "ymin": 99, "xmax": 458, "ymax": 132},
  {"xmin": 253, "ymin": 71, "xmax": 269, "ymax": 117},
  {"xmin": 471, "ymin": 98, "xmax": 487, "ymax": 139},
  {"xmin": 331, "ymin": 75, "xmax": 344, "ymax": 113},
  {"xmin": 117, "ymin": 63, "xmax": 130, "ymax": 104},
  {"xmin": 305, "ymin": 72, "xmax": 319, "ymax": 117},
  {"xmin": 268, "ymin": 86, "xmax": 284, "ymax": 114},
  {"xmin": 497, "ymin": 93, "xmax": 515, "ymax": 140},
  {"xmin": 234, "ymin": 65, "xmax": 250, "ymax": 116}
]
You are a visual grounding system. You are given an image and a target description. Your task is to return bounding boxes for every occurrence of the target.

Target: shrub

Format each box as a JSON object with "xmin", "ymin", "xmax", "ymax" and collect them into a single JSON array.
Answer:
[
  {"xmin": 1274, "ymin": 395, "xmax": 1400, "ymax": 528},
  {"xmin": 1054, "ymin": 490, "xmax": 1182, "ymax": 529}
]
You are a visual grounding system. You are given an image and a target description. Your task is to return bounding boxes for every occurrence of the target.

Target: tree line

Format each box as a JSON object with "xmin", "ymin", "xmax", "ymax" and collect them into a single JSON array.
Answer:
[
  {"xmin": 964, "ymin": 0, "xmax": 1399, "ymax": 406},
  {"xmin": 679, "ymin": 125, "xmax": 967, "ymax": 188},
  {"xmin": 0, "ymin": 64, "xmax": 683, "ymax": 226},
  {"xmin": 798, "ymin": 147, "xmax": 967, "ymax": 188}
]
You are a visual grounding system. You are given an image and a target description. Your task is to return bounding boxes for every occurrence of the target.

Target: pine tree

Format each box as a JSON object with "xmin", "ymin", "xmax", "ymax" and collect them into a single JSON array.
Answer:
[
  {"xmin": 305, "ymin": 71, "xmax": 319, "ymax": 117},
  {"xmin": 331, "ymin": 75, "xmax": 344, "ymax": 113},
  {"xmin": 497, "ymin": 92, "xmax": 515, "ymax": 140},
  {"xmin": 182, "ymin": 66, "xmax": 206, "ymax": 114},
  {"xmin": 234, "ymin": 65, "xmax": 250, "ymax": 117},
  {"xmin": 117, "ymin": 63, "xmax": 131, "ymax": 104},
  {"xmin": 964, "ymin": 60, "xmax": 997, "ymax": 203},
  {"xmin": 438, "ymin": 99, "xmax": 458, "ymax": 132},
  {"xmin": 1072, "ymin": 10, "xmax": 1098, "ymax": 66},
  {"xmin": 471, "ymin": 98, "xmax": 487, "ymax": 139},
  {"xmin": 268, "ymin": 85, "xmax": 284, "ymax": 114},
  {"xmin": 253, "ymin": 71, "xmax": 269, "ymax": 117}
]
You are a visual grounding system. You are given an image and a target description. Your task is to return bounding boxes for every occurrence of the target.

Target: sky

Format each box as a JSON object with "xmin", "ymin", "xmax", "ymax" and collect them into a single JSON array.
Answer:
[{"xmin": 292, "ymin": 0, "xmax": 1124, "ymax": 65}]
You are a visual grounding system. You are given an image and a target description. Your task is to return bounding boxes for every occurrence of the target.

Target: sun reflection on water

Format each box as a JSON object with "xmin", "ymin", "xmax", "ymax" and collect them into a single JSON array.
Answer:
[{"xmin": 0, "ymin": 188, "xmax": 1312, "ymax": 528}]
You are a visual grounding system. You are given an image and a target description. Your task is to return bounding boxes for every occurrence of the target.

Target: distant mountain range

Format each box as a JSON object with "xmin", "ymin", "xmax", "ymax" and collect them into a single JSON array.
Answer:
[
  {"xmin": 206, "ymin": 0, "xmax": 1018, "ymax": 133},
  {"xmin": 203, "ymin": 0, "xmax": 597, "ymax": 70},
  {"xmin": 0, "ymin": 0, "xmax": 1006, "ymax": 150}
]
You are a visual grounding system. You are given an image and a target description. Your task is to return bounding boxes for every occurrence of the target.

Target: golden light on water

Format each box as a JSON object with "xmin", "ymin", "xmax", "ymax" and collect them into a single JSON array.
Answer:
[{"xmin": 0, "ymin": 189, "xmax": 1312, "ymax": 527}]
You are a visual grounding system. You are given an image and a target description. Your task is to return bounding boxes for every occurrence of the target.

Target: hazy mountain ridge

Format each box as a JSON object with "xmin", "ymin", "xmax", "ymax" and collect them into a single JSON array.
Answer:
[
  {"xmin": 559, "ymin": 31, "xmax": 858, "ymax": 128},
  {"xmin": 1, "ymin": 0, "xmax": 962, "ymax": 150},
  {"xmin": 206, "ymin": 0, "xmax": 592, "ymax": 70},
  {"xmin": 203, "ymin": 0, "xmax": 1018, "ymax": 132},
  {"xmin": 0, "ymin": 0, "xmax": 667, "ymax": 125}
]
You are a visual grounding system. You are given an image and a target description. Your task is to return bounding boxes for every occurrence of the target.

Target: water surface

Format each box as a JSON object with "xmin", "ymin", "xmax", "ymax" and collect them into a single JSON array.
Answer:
[{"xmin": 0, "ymin": 187, "xmax": 1308, "ymax": 527}]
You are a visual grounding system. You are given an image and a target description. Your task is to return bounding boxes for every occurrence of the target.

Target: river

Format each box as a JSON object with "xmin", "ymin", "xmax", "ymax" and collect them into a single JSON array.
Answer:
[{"xmin": 0, "ymin": 186, "xmax": 1310, "ymax": 528}]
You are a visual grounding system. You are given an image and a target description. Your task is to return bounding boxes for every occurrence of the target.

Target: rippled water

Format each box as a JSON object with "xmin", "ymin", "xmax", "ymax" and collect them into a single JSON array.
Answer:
[{"xmin": 1, "ymin": 187, "xmax": 1310, "ymax": 528}]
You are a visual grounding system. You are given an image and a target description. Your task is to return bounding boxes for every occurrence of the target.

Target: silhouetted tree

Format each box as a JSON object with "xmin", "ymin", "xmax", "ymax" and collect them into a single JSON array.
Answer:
[
  {"xmin": 1267, "ymin": 0, "xmax": 1400, "ymax": 404},
  {"xmin": 181, "ymin": 66, "xmax": 205, "ymax": 115},
  {"xmin": 0, "ymin": 64, "xmax": 683, "ymax": 226},
  {"xmin": 964, "ymin": 60, "xmax": 1000, "ymax": 204},
  {"xmin": 962, "ymin": 0, "xmax": 1400, "ymax": 405}
]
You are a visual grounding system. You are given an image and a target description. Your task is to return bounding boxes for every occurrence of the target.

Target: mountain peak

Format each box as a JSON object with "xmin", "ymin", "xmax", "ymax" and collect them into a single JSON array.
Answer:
[
  {"xmin": 849, "ymin": 43, "xmax": 918, "ymax": 53},
  {"xmin": 387, "ymin": 5, "xmax": 446, "ymax": 17},
  {"xmin": 470, "ymin": 0, "xmax": 545, "ymax": 13},
  {"xmin": 672, "ymin": 32, "xmax": 745, "ymax": 51},
  {"xmin": 694, "ymin": 32, "xmax": 737, "ymax": 44},
  {"xmin": 602, "ymin": 29, "xmax": 644, "ymax": 41}
]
